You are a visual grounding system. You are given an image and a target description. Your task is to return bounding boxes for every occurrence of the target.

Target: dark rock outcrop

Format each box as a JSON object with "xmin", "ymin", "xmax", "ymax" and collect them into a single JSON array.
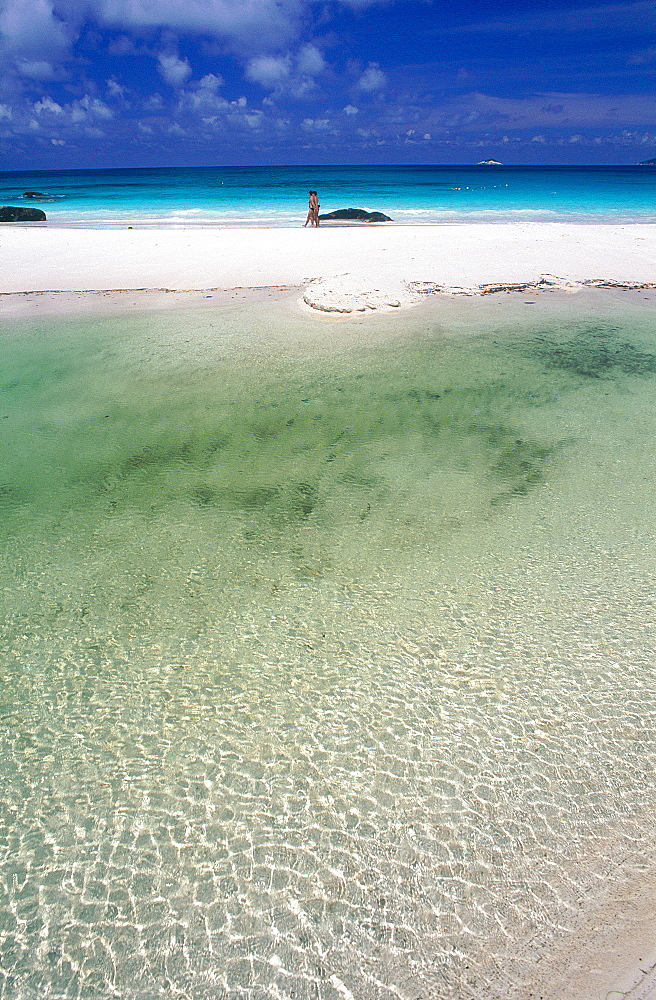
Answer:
[
  {"xmin": 23, "ymin": 191, "xmax": 51, "ymax": 198},
  {"xmin": 318, "ymin": 208, "xmax": 392, "ymax": 223},
  {"xmin": 0, "ymin": 205, "xmax": 47, "ymax": 222}
]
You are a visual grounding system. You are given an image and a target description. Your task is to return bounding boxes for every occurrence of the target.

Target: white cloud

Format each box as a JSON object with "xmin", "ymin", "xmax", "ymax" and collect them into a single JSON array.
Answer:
[
  {"xmin": 106, "ymin": 77, "xmax": 128, "ymax": 98},
  {"xmin": 0, "ymin": 0, "xmax": 382, "ymax": 86},
  {"xmin": 179, "ymin": 73, "xmax": 228, "ymax": 113},
  {"xmin": 0, "ymin": 0, "xmax": 73, "ymax": 58},
  {"xmin": 301, "ymin": 116, "xmax": 331, "ymax": 130},
  {"xmin": 157, "ymin": 51, "xmax": 192, "ymax": 87},
  {"xmin": 296, "ymin": 43, "xmax": 325, "ymax": 76},
  {"xmin": 94, "ymin": 0, "xmax": 303, "ymax": 52},
  {"xmin": 344, "ymin": 104, "xmax": 358, "ymax": 115},
  {"xmin": 246, "ymin": 44, "xmax": 327, "ymax": 97},
  {"xmin": 197, "ymin": 72, "xmax": 223, "ymax": 93},
  {"xmin": 71, "ymin": 94, "xmax": 113, "ymax": 121},
  {"xmin": 50, "ymin": 137, "xmax": 64, "ymax": 143},
  {"xmin": 0, "ymin": 102, "xmax": 12, "ymax": 118},
  {"xmin": 107, "ymin": 34, "xmax": 138, "ymax": 55},
  {"xmin": 245, "ymin": 54, "xmax": 290, "ymax": 87},
  {"xmin": 33, "ymin": 95, "xmax": 63, "ymax": 114},
  {"xmin": 357, "ymin": 62, "xmax": 386, "ymax": 92},
  {"xmin": 15, "ymin": 59, "xmax": 58, "ymax": 79}
]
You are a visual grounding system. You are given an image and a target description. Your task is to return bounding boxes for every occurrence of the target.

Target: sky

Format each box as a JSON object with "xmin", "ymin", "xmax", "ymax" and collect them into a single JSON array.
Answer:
[{"xmin": 0, "ymin": 0, "xmax": 654, "ymax": 169}]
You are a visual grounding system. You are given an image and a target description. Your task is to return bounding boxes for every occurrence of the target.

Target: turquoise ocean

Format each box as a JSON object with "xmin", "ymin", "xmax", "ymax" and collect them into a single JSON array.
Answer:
[
  {"xmin": 1, "ymin": 163, "xmax": 655, "ymax": 225},
  {"xmin": 1, "ymin": 167, "xmax": 656, "ymax": 1000}
]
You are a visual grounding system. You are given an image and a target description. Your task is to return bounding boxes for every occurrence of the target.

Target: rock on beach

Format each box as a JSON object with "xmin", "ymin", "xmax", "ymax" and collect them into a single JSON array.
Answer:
[
  {"xmin": 318, "ymin": 208, "xmax": 392, "ymax": 223},
  {"xmin": 0, "ymin": 206, "xmax": 47, "ymax": 222}
]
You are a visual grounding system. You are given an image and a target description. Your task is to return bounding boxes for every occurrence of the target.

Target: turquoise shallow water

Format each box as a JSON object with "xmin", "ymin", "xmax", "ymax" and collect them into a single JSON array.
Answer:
[
  {"xmin": 1, "ymin": 164, "xmax": 655, "ymax": 226},
  {"xmin": 2, "ymin": 292, "xmax": 656, "ymax": 999}
]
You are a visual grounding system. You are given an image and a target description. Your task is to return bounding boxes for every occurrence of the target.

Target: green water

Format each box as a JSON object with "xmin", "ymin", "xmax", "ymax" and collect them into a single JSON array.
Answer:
[{"xmin": 1, "ymin": 293, "xmax": 656, "ymax": 999}]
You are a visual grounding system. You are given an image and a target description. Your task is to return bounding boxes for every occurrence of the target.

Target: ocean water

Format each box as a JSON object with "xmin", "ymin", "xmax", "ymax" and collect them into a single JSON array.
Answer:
[
  {"xmin": 2, "ymin": 290, "xmax": 656, "ymax": 999},
  {"xmin": 1, "ymin": 164, "xmax": 655, "ymax": 226}
]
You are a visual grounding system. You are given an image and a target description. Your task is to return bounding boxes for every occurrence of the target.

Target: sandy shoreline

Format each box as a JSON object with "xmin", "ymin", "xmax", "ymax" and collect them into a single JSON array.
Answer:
[{"xmin": 1, "ymin": 222, "xmax": 654, "ymax": 315}]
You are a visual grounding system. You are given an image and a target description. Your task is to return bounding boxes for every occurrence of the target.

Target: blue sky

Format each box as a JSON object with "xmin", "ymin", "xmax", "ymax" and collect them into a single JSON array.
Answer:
[{"xmin": 0, "ymin": 0, "xmax": 654, "ymax": 168}]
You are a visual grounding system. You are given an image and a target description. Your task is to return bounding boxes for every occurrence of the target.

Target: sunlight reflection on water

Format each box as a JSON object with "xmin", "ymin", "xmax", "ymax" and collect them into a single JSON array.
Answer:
[{"xmin": 1, "ymin": 292, "xmax": 656, "ymax": 999}]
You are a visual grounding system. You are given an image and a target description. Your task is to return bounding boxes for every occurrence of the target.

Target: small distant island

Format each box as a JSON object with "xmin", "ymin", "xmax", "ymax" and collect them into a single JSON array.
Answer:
[
  {"xmin": 477, "ymin": 159, "xmax": 503, "ymax": 165},
  {"xmin": 637, "ymin": 157, "xmax": 656, "ymax": 166}
]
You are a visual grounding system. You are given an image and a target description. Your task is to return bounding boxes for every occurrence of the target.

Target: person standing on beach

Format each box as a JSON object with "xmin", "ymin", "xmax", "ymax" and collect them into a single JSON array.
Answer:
[{"xmin": 303, "ymin": 190, "xmax": 320, "ymax": 227}]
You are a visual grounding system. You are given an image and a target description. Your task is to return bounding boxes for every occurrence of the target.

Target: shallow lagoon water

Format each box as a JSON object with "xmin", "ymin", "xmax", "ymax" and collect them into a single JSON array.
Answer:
[{"xmin": 1, "ymin": 292, "xmax": 656, "ymax": 999}]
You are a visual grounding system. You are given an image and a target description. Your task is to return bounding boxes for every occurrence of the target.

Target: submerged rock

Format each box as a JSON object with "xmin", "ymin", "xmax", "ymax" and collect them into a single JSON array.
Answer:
[
  {"xmin": 318, "ymin": 208, "xmax": 392, "ymax": 223},
  {"xmin": 0, "ymin": 205, "xmax": 46, "ymax": 222},
  {"xmin": 23, "ymin": 191, "xmax": 51, "ymax": 199}
]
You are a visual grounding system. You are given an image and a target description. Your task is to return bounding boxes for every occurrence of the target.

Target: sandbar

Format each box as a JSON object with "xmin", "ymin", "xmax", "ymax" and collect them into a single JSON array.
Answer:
[{"xmin": 1, "ymin": 222, "xmax": 654, "ymax": 316}]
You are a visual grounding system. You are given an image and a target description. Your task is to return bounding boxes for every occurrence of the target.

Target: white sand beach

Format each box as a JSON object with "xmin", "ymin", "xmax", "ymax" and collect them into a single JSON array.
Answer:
[{"xmin": 1, "ymin": 222, "xmax": 654, "ymax": 315}]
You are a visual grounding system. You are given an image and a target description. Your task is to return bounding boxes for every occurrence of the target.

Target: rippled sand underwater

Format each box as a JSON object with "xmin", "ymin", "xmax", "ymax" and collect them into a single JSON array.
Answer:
[{"xmin": 2, "ymin": 291, "xmax": 656, "ymax": 1000}]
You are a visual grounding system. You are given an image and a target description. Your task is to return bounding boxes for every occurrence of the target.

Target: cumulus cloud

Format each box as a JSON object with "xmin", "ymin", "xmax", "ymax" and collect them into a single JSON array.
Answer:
[
  {"xmin": 157, "ymin": 51, "xmax": 192, "ymax": 87},
  {"xmin": 246, "ymin": 54, "xmax": 291, "ymax": 88},
  {"xmin": 33, "ymin": 95, "xmax": 64, "ymax": 113},
  {"xmin": 357, "ymin": 62, "xmax": 386, "ymax": 92},
  {"xmin": 197, "ymin": 72, "xmax": 224, "ymax": 93},
  {"xmin": 302, "ymin": 116, "xmax": 332, "ymax": 131},
  {"xmin": 0, "ymin": 0, "xmax": 371, "ymax": 85},
  {"xmin": 15, "ymin": 59, "xmax": 60, "ymax": 79},
  {"xmin": 0, "ymin": 0, "xmax": 74, "ymax": 63},
  {"xmin": 245, "ymin": 43, "xmax": 326, "ymax": 97},
  {"xmin": 296, "ymin": 43, "xmax": 325, "ymax": 76},
  {"xmin": 87, "ymin": 0, "xmax": 304, "ymax": 52},
  {"xmin": 178, "ymin": 72, "xmax": 228, "ymax": 113},
  {"xmin": 71, "ymin": 94, "xmax": 113, "ymax": 121}
]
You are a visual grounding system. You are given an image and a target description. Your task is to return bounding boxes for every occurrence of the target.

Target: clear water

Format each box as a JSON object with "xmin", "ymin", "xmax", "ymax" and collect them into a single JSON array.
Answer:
[
  {"xmin": 2, "ymin": 292, "xmax": 656, "ymax": 999},
  {"xmin": 1, "ymin": 164, "xmax": 655, "ymax": 226}
]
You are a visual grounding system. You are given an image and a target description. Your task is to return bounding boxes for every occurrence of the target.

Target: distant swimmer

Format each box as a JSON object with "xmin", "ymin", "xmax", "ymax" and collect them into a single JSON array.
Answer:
[{"xmin": 303, "ymin": 190, "xmax": 320, "ymax": 227}]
